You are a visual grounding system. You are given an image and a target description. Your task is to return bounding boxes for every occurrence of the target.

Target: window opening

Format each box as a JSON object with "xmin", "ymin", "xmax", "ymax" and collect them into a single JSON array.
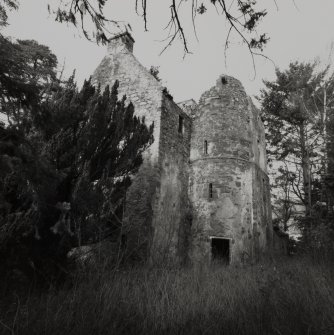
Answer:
[
  {"xmin": 211, "ymin": 237, "xmax": 230, "ymax": 264},
  {"xmin": 178, "ymin": 115, "xmax": 184, "ymax": 133},
  {"xmin": 204, "ymin": 140, "xmax": 208, "ymax": 155},
  {"xmin": 209, "ymin": 183, "xmax": 213, "ymax": 199}
]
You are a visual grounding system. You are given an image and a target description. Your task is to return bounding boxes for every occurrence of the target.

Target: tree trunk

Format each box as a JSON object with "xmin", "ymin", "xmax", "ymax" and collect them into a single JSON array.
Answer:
[{"xmin": 299, "ymin": 122, "xmax": 312, "ymax": 214}]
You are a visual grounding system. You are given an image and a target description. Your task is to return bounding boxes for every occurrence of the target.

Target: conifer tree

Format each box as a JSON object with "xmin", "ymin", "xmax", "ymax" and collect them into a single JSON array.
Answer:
[
  {"xmin": 0, "ymin": 38, "xmax": 153, "ymax": 284},
  {"xmin": 261, "ymin": 62, "xmax": 328, "ymax": 215},
  {"xmin": 0, "ymin": 35, "xmax": 58, "ymax": 130},
  {"xmin": 261, "ymin": 61, "xmax": 334, "ymax": 255}
]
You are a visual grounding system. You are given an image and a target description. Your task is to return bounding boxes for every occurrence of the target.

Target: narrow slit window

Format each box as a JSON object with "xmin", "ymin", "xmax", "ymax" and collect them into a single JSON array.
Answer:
[
  {"xmin": 204, "ymin": 140, "xmax": 208, "ymax": 155},
  {"xmin": 209, "ymin": 183, "xmax": 213, "ymax": 199},
  {"xmin": 178, "ymin": 115, "xmax": 184, "ymax": 133}
]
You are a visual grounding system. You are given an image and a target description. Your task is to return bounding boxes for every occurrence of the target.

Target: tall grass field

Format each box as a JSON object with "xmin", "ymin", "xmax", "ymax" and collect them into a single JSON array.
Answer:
[{"xmin": 1, "ymin": 256, "xmax": 334, "ymax": 335}]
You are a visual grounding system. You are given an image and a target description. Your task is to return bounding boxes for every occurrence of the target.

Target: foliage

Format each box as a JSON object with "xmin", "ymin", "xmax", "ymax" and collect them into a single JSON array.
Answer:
[
  {"xmin": 261, "ymin": 62, "xmax": 330, "ymax": 213},
  {"xmin": 271, "ymin": 164, "xmax": 297, "ymax": 231},
  {"xmin": 0, "ymin": 123, "xmax": 63, "ymax": 286},
  {"xmin": 155, "ymin": 0, "xmax": 269, "ymax": 55},
  {"xmin": 44, "ymin": 78, "xmax": 154, "ymax": 245},
  {"xmin": 0, "ymin": 37, "xmax": 153, "ymax": 287},
  {"xmin": 0, "ymin": 35, "xmax": 58, "ymax": 130},
  {"xmin": 48, "ymin": 0, "xmax": 113, "ymax": 44},
  {"xmin": 0, "ymin": 37, "xmax": 61, "ymax": 285},
  {"xmin": 261, "ymin": 61, "xmax": 334, "ymax": 254},
  {"xmin": 3, "ymin": 0, "xmax": 269, "ymax": 56},
  {"xmin": 0, "ymin": 0, "xmax": 18, "ymax": 26},
  {"xmin": 295, "ymin": 201, "xmax": 334, "ymax": 259},
  {"xmin": 149, "ymin": 66, "xmax": 161, "ymax": 82},
  {"xmin": 261, "ymin": 62, "xmax": 326, "ymax": 160}
]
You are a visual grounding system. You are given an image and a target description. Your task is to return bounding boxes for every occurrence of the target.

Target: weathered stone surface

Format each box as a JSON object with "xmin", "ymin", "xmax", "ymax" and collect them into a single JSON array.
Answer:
[
  {"xmin": 92, "ymin": 32, "xmax": 191, "ymax": 262},
  {"xmin": 92, "ymin": 32, "xmax": 164, "ymax": 259},
  {"xmin": 151, "ymin": 95, "xmax": 191, "ymax": 263},
  {"xmin": 91, "ymin": 34, "xmax": 280, "ymax": 264},
  {"xmin": 188, "ymin": 75, "xmax": 273, "ymax": 264}
]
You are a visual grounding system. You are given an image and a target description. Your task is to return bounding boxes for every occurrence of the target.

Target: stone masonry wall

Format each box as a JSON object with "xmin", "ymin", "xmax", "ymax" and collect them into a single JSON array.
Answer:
[
  {"xmin": 249, "ymin": 100, "xmax": 273, "ymax": 260},
  {"xmin": 189, "ymin": 159, "xmax": 254, "ymax": 263},
  {"xmin": 189, "ymin": 75, "xmax": 272, "ymax": 263},
  {"xmin": 92, "ymin": 34, "xmax": 274, "ymax": 263},
  {"xmin": 150, "ymin": 94, "xmax": 191, "ymax": 263},
  {"xmin": 92, "ymin": 33, "xmax": 165, "ymax": 259},
  {"xmin": 252, "ymin": 166, "xmax": 272, "ymax": 259}
]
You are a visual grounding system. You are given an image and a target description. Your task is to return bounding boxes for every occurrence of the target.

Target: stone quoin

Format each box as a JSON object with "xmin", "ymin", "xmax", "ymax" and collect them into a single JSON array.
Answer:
[{"xmin": 92, "ymin": 31, "xmax": 282, "ymax": 264}]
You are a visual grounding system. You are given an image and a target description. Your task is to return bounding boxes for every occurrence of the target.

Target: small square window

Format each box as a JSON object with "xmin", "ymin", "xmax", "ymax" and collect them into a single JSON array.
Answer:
[{"xmin": 178, "ymin": 115, "xmax": 184, "ymax": 133}]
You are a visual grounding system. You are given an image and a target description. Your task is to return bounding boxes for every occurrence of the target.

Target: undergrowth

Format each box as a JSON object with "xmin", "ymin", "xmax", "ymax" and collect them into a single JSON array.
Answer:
[{"xmin": 1, "ymin": 256, "xmax": 334, "ymax": 335}]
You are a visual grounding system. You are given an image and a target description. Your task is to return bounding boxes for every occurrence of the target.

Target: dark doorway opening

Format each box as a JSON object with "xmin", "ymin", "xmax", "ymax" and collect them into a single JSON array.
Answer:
[{"xmin": 211, "ymin": 237, "xmax": 230, "ymax": 264}]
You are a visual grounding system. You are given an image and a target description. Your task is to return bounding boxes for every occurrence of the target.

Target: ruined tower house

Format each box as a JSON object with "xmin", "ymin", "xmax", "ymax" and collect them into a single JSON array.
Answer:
[{"xmin": 92, "ymin": 31, "xmax": 274, "ymax": 264}]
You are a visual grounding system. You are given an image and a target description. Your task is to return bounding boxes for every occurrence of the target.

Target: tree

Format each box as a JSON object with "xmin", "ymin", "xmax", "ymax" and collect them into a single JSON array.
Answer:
[
  {"xmin": 0, "ymin": 0, "xmax": 18, "ymax": 27},
  {"xmin": 261, "ymin": 61, "xmax": 334, "ymax": 257},
  {"xmin": 43, "ymin": 78, "xmax": 154, "ymax": 245},
  {"xmin": 0, "ymin": 39, "xmax": 61, "ymax": 285},
  {"xmin": 261, "ymin": 62, "xmax": 329, "ymax": 215},
  {"xmin": 0, "ymin": 35, "xmax": 58, "ymax": 130},
  {"xmin": 2, "ymin": 0, "xmax": 269, "ymax": 56},
  {"xmin": 0, "ymin": 121, "xmax": 62, "ymax": 285},
  {"xmin": 271, "ymin": 163, "xmax": 297, "ymax": 232},
  {"xmin": 0, "ymin": 35, "xmax": 153, "ymax": 286},
  {"xmin": 310, "ymin": 70, "xmax": 334, "ymax": 214}
]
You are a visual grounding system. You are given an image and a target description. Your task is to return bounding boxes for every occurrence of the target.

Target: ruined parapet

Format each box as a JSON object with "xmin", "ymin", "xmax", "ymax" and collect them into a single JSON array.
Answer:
[
  {"xmin": 189, "ymin": 75, "xmax": 272, "ymax": 264},
  {"xmin": 177, "ymin": 99, "xmax": 198, "ymax": 119}
]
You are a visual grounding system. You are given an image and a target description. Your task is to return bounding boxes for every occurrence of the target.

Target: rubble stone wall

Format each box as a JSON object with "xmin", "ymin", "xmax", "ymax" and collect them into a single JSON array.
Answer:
[
  {"xmin": 189, "ymin": 75, "xmax": 272, "ymax": 263},
  {"xmin": 150, "ymin": 95, "xmax": 191, "ymax": 263},
  {"xmin": 251, "ymin": 166, "xmax": 273, "ymax": 260},
  {"xmin": 91, "ymin": 34, "xmax": 275, "ymax": 263},
  {"xmin": 249, "ymin": 97, "xmax": 273, "ymax": 260},
  {"xmin": 92, "ymin": 34, "xmax": 164, "ymax": 258}
]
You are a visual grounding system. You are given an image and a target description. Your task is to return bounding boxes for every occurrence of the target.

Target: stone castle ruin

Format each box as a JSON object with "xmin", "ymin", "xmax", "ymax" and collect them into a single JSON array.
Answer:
[{"xmin": 92, "ymin": 32, "xmax": 280, "ymax": 264}]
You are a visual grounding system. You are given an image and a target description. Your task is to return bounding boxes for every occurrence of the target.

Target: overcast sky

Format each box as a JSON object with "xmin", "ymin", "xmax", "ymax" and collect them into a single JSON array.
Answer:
[{"xmin": 3, "ymin": 0, "xmax": 334, "ymax": 103}]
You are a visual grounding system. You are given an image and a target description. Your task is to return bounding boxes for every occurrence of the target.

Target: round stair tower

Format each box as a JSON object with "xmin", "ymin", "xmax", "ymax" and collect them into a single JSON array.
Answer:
[{"xmin": 189, "ymin": 75, "xmax": 272, "ymax": 264}]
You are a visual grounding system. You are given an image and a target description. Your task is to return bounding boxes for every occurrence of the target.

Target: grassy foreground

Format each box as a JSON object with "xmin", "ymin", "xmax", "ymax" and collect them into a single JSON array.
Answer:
[{"xmin": 1, "ymin": 256, "xmax": 334, "ymax": 335}]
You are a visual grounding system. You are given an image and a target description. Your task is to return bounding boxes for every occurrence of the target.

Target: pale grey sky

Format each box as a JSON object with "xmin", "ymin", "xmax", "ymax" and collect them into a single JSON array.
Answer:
[{"xmin": 3, "ymin": 0, "xmax": 334, "ymax": 103}]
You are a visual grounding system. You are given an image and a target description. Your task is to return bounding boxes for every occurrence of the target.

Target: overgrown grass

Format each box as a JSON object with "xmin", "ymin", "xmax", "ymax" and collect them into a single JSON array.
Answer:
[{"xmin": 1, "ymin": 256, "xmax": 334, "ymax": 335}]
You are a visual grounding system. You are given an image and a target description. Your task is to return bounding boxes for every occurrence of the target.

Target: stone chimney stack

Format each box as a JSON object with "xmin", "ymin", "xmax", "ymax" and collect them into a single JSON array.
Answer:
[{"xmin": 107, "ymin": 31, "xmax": 135, "ymax": 54}]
